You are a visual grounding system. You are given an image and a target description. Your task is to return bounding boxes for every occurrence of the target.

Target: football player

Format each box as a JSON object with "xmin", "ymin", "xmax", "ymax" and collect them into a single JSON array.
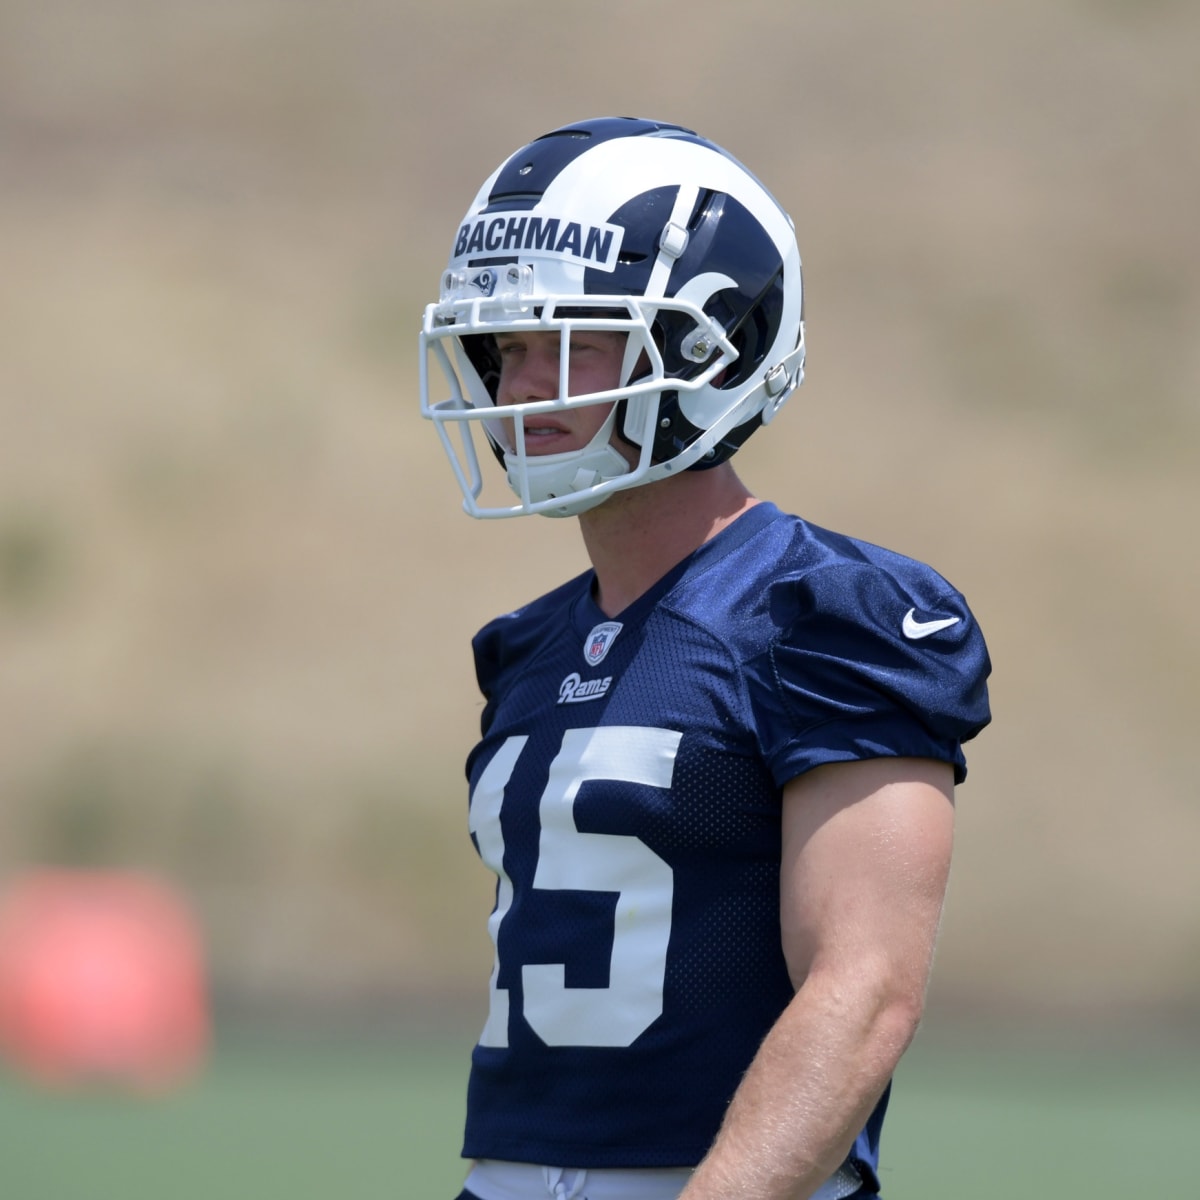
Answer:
[{"xmin": 421, "ymin": 117, "xmax": 991, "ymax": 1200}]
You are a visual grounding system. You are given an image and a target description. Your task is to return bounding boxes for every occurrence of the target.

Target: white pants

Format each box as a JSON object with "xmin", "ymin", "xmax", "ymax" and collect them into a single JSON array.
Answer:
[{"xmin": 464, "ymin": 1158, "xmax": 863, "ymax": 1200}]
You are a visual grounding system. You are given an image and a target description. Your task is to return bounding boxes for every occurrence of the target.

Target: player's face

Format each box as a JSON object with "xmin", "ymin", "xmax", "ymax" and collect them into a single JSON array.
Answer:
[{"xmin": 494, "ymin": 330, "xmax": 625, "ymax": 455}]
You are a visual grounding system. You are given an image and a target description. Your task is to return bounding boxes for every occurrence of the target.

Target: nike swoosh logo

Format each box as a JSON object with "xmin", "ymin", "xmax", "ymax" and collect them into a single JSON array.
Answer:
[{"xmin": 902, "ymin": 609, "xmax": 961, "ymax": 639}]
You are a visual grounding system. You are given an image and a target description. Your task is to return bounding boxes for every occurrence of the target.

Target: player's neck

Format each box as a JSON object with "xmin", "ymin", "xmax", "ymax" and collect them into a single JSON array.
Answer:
[{"xmin": 579, "ymin": 465, "xmax": 760, "ymax": 618}]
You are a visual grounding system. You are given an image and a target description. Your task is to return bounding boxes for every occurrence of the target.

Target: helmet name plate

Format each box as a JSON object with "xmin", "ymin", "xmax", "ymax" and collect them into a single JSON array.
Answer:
[{"xmin": 453, "ymin": 213, "xmax": 624, "ymax": 271}]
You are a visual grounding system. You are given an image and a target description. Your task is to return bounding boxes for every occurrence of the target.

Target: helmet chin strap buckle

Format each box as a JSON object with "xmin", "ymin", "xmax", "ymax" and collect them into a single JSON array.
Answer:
[
  {"xmin": 760, "ymin": 365, "xmax": 791, "ymax": 426},
  {"xmin": 763, "ymin": 363, "xmax": 789, "ymax": 398},
  {"xmin": 760, "ymin": 351, "xmax": 804, "ymax": 425},
  {"xmin": 570, "ymin": 467, "xmax": 602, "ymax": 491}
]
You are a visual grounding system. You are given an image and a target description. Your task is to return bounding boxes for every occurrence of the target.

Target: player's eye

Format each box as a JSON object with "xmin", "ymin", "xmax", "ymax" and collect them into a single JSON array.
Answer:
[{"xmin": 568, "ymin": 332, "xmax": 620, "ymax": 355}]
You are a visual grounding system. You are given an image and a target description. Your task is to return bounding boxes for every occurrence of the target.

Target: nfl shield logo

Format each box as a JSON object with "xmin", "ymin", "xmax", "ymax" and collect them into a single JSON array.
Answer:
[{"xmin": 584, "ymin": 621, "xmax": 623, "ymax": 667}]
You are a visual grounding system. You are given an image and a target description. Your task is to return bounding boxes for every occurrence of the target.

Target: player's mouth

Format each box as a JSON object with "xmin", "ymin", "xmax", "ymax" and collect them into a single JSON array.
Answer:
[{"xmin": 519, "ymin": 420, "xmax": 575, "ymax": 453}]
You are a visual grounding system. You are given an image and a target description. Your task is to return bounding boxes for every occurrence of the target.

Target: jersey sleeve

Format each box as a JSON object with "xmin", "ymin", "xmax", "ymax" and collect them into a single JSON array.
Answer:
[{"xmin": 754, "ymin": 558, "xmax": 992, "ymax": 785}]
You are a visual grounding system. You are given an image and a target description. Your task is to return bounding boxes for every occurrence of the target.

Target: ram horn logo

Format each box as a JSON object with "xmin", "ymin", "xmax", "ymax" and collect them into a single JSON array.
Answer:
[
  {"xmin": 470, "ymin": 269, "xmax": 497, "ymax": 297},
  {"xmin": 583, "ymin": 621, "xmax": 622, "ymax": 667}
]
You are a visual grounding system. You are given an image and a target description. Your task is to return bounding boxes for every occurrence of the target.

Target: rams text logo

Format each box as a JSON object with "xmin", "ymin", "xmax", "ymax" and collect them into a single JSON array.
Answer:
[{"xmin": 558, "ymin": 673, "xmax": 612, "ymax": 705}]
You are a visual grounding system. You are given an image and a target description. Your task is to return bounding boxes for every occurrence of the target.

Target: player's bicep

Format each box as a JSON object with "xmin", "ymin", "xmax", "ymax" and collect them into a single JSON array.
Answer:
[{"xmin": 779, "ymin": 757, "xmax": 955, "ymax": 998}]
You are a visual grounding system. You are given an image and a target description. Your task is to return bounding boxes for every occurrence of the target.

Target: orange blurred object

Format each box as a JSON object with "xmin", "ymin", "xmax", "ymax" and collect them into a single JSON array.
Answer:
[{"xmin": 0, "ymin": 870, "xmax": 210, "ymax": 1091}]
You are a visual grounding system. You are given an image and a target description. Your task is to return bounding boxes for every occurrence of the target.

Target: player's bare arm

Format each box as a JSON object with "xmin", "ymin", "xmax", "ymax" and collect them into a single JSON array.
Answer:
[{"xmin": 680, "ymin": 757, "xmax": 955, "ymax": 1200}]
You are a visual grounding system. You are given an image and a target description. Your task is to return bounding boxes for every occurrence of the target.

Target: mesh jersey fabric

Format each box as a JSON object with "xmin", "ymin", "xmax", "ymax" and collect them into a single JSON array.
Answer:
[{"xmin": 461, "ymin": 502, "xmax": 991, "ymax": 1172}]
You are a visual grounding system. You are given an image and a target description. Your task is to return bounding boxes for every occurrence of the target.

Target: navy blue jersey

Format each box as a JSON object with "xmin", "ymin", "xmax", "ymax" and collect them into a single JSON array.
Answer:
[{"xmin": 461, "ymin": 503, "xmax": 991, "ymax": 1175}]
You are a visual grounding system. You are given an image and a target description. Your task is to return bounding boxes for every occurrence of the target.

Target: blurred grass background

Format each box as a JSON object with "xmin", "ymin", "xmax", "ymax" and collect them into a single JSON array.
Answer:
[
  {"xmin": 1, "ymin": 0, "xmax": 1198, "ymax": 1195},
  {"xmin": 3, "ymin": 1031, "xmax": 1199, "ymax": 1197}
]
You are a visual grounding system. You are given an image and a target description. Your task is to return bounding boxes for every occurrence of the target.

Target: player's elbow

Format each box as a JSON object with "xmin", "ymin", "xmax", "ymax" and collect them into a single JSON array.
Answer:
[
  {"xmin": 874, "ymin": 985, "xmax": 927, "ymax": 1061},
  {"xmin": 802, "ymin": 954, "xmax": 931, "ymax": 1062},
  {"xmin": 867, "ymin": 951, "xmax": 937, "ymax": 1066}
]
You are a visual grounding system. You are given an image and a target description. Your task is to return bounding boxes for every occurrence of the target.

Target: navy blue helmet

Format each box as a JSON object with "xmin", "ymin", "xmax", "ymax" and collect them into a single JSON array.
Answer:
[{"xmin": 421, "ymin": 117, "xmax": 805, "ymax": 518}]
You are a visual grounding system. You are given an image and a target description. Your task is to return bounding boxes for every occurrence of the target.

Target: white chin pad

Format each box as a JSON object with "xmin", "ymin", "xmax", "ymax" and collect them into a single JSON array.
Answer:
[{"xmin": 504, "ymin": 409, "xmax": 631, "ymax": 513}]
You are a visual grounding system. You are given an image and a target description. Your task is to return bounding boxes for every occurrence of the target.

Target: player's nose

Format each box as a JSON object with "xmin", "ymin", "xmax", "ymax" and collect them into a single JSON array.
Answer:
[{"xmin": 498, "ymin": 337, "xmax": 560, "ymax": 405}]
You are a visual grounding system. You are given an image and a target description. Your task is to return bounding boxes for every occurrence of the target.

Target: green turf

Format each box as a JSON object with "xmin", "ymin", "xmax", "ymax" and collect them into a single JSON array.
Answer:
[
  {"xmin": 1, "ymin": 1028, "xmax": 1196, "ymax": 1199},
  {"xmin": 883, "ymin": 1032, "xmax": 1200, "ymax": 1197},
  {"xmin": 0, "ymin": 1032, "xmax": 473, "ymax": 1199}
]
